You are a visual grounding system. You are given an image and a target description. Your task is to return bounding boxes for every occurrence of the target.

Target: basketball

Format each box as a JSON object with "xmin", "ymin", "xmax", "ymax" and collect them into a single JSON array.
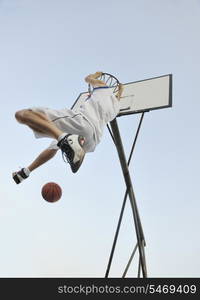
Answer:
[{"xmin": 41, "ymin": 182, "xmax": 62, "ymax": 203}]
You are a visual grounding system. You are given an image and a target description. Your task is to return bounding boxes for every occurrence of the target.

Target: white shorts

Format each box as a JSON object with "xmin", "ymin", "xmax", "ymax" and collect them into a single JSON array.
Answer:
[
  {"xmin": 30, "ymin": 107, "xmax": 96, "ymax": 153},
  {"xmin": 30, "ymin": 87, "xmax": 120, "ymax": 153}
]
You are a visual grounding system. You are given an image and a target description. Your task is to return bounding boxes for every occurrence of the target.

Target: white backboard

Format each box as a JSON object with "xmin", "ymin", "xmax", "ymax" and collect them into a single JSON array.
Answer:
[{"xmin": 72, "ymin": 74, "xmax": 172, "ymax": 116}]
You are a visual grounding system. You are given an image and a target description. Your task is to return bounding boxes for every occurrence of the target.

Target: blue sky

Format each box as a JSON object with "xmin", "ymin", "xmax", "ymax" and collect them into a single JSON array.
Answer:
[{"xmin": 0, "ymin": 0, "xmax": 200, "ymax": 277}]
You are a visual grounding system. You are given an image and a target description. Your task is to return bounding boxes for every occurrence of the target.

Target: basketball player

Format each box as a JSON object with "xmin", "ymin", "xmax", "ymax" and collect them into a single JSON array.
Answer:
[{"xmin": 12, "ymin": 71, "xmax": 123, "ymax": 184}]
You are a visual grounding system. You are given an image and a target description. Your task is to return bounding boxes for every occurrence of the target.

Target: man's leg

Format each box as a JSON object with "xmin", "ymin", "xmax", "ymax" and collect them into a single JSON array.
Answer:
[
  {"xmin": 28, "ymin": 148, "xmax": 58, "ymax": 172},
  {"xmin": 15, "ymin": 109, "xmax": 63, "ymax": 140},
  {"xmin": 15, "ymin": 109, "xmax": 86, "ymax": 173},
  {"xmin": 13, "ymin": 148, "xmax": 58, "ymax": 184}
]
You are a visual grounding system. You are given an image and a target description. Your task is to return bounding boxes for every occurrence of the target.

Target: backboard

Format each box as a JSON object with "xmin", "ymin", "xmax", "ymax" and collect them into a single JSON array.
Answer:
[{"xmin": 72, "ymin": 74, "xmax": 172, "ymax": 117}]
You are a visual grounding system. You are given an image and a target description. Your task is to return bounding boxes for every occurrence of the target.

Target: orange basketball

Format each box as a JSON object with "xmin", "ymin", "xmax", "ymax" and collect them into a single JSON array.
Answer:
[{"xmin": 41, "ymin": 182, "xmax": 62, "ymax": 203}]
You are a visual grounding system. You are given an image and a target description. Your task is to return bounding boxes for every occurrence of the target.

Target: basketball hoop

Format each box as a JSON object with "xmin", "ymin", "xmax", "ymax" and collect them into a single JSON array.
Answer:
[{"xmin": 88, "ymin": 72, "xmax": 121, "ymax": 95}]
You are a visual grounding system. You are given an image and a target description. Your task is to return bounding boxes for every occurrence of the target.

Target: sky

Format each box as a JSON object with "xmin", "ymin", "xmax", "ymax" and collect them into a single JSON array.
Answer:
[{"xmin": 0, "ymin": 0, "xmax": 200, "ymax": 278}]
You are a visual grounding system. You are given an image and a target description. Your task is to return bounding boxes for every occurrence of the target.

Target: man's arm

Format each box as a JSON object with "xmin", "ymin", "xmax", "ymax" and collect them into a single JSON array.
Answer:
[
  {"xmin": 85, "ymin": 71, "xmax": 107, "ymax": 87},
  {"xmin": 85, "ymin": 72, "xmax": 124, "ymax": 100},
  {"xmin": 116, "ymin": 83, "xmax": 124, "ymax": 100}
]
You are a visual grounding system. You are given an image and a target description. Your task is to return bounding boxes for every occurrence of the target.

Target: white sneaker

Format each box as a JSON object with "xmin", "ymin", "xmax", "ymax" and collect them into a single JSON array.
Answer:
[
  {"xmin": 12, "ymin": 168, "xmax": 30, "ymax": 184},
  {"xmin": 57, "ymin": 134, "xmax": 85, "ymax": 173}
]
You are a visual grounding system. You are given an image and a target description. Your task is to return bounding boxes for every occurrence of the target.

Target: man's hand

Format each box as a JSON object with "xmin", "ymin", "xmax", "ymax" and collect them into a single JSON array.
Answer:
[
  {"xmin": 116, "ymin": 83, "xmax": 124, "ymax": 100},
  {"xmin": 93, "ymin": 71, "xmax": 103, "ymax": 78},
  {"xmin": 85, "ymin": 72, "xmax": 106, "ymax": 87}
]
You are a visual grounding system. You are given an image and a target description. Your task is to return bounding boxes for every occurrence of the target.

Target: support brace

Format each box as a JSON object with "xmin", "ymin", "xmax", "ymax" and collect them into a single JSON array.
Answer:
[{"xmin": 106, "ymin": 116, "xmax": 147, "ymax": 278}]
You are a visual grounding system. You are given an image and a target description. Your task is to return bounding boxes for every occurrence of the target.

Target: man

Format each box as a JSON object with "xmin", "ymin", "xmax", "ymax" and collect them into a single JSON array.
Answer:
[{"xmin": 12, "ymin": 71, "xmax": 123, "ymax": 184}]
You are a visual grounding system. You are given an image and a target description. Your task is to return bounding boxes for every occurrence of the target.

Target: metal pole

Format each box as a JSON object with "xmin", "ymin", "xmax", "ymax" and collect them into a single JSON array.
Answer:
[
  {"xmin": 105, "ymin": 189, "xmax": 128, "ymax": 278},
  {"xmin": 110, "ymin": 118, "xmax": 147, "ymax": 278},
  {"xmin": 122, "ymin": 243, "xmax": 138, "ymax": 278},
  {"xmin": 105, "ymin": 113, "xmax": 145, "ymax": 277}
]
